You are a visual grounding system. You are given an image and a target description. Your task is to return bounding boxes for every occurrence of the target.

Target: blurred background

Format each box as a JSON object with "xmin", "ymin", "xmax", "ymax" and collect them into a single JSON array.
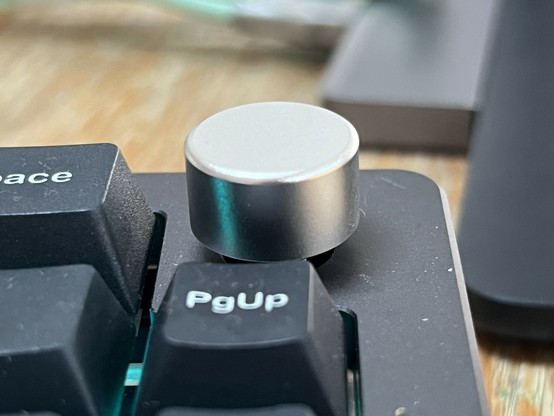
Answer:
[{"xmin": 0, "ymin": 1, "xmax": 552, "ymax": 415}]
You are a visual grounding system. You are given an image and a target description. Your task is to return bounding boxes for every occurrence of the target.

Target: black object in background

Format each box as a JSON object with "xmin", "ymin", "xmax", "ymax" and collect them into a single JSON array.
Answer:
[
  {"xmin": 458, "ymin": 0, "xmax": 554, "ymax": 340},
  {"xmin": 321, "ymin": 0, "xmax": 499, "ymax": 151}
]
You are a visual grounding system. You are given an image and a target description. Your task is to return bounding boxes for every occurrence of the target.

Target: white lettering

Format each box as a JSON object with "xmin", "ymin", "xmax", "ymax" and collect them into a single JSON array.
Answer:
[
  {"xmin": 265, "ymin": 294, "xmax": 289, "ymax": 312},
  {"xmin": 237, "ymin": 292, "xmax": 264, "ymax": 310},
  {"xmin": 51, "ymin": 172, "xmax": 72, "ymax": 183},
  {"xmin": 28, "ymin": 173, "xmax": 49, "ymax": 184},
  {"xmin": 185, "ymin": 290, "xmax": 290, "ymax": 314},
  {"xmin": 186, "ymin": 291, "xmax": 212, "ymax": 308},
  {"xmin": 0, "ymin": 171, "xmax": 73, "ymax": 185},
  {"xmin": 212, "ymin": 296, "xmax": 235, "ymax": 314},
  {"xmin": 4, "ymin": 174, "xmax": 26, "ymax": 185}
]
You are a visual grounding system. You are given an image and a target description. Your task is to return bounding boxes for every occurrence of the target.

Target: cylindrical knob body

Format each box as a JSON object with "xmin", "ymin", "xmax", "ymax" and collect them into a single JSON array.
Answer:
[{"xmin": 185, "ymin": 102, "xmax": 359, "ymax": 262}]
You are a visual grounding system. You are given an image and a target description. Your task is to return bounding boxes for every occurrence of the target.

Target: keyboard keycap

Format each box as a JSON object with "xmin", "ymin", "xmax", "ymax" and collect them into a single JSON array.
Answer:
[
  {"xmin": 0, "ymin": 144, "xmax": 155, "ymax": 313},
  {"xmin": 136, "ymin": 261, "xmax": 347, "ymax": 416},
  {"xmin": 0, "ymin": 265, "xmax": 135, "ymax": 415}
]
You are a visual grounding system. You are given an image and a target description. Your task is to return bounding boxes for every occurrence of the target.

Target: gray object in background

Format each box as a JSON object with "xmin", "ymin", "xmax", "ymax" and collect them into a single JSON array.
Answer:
[{"xmin": 321, "ymin": 0, "xmax": 499, "ymax": 151}]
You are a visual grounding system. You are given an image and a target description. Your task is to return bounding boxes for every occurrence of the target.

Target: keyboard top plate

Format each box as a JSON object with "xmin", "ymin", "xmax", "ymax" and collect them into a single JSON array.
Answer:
[{"xmin": 137, "ymin": 171, "xmax": 488, "ymax": 416}]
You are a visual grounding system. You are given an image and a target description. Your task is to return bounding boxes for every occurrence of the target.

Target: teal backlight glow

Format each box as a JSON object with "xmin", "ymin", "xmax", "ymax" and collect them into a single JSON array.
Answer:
[
  {"xmin": 213, "ymin": 178, "xmax": 238, "ymax": 255},
  {"xmin": 157, "ymin": 0, "xmax": 234, "ymax": 18},
  {"xmin": 0, "ymin": 0, "xmax": 235, "ymax": 17},
  {"xmin": 125, "ymin": 363, "xmax": 143, "ymax": 386}
]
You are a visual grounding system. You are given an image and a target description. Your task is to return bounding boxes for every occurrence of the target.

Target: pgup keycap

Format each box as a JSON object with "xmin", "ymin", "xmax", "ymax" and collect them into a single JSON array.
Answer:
[
  {"xmin": 0, "ymin": 265, "xmax": 135, "ymax": 415},
  {"xmin": 0, "ymin": 144, "xmax": 155, "ymax": 313},
  {"xmin": 135, "ymin": 261, "xmax": 347, "ymax": 416}
]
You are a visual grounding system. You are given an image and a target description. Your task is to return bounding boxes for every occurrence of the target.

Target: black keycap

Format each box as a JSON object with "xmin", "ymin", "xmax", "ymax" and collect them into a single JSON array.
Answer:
[
  {"xmin": 136, "ymin": 261, "xmax": 347, "ymax": 416},
  {"xmin": 0, "ymin": 144, "xmax": 155, "ymax": 313},
  {"xmin": 0, "ymin": 265, "xmax": 135, "ymax": 415},
  {"xmin": 157, "ymin": 404, "xmax": 316, "ymax": 415}
]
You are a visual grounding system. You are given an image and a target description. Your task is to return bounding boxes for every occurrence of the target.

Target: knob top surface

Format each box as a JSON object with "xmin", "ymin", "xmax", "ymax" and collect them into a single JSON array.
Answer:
[{"xmin": 186, "ymin": 102, "xmax": 359, "ymax": 184}]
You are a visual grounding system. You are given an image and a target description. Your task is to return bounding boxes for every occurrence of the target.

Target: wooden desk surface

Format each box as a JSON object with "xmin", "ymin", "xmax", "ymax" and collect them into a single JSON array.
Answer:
[{"xmin": 0, "ymin": 4, "xmax": 552, "ymax": 415}]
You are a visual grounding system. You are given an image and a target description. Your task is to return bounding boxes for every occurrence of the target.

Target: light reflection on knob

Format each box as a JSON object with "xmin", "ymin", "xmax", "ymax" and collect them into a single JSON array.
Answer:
[{"xmin": 185, "ymin": 102, "xmax": 360, "ymax": 262}]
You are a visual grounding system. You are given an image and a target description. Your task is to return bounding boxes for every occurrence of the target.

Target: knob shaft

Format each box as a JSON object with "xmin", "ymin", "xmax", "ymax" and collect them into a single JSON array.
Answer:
[{"xmin": 185, "ymin": 102, "xmax": 359, "ymax": 261}]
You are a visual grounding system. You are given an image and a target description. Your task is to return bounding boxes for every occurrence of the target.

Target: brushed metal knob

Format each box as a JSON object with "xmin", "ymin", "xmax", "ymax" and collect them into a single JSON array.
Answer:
[{"xmin": 185, "ymin": 102, "xmax": 359, "ymax": 262}]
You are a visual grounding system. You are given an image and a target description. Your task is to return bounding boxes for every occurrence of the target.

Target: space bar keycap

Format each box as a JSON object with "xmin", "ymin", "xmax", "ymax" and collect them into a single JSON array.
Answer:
[{"xmin": 0, "ymin": 143, "xmax": 155, "ymax": 313}]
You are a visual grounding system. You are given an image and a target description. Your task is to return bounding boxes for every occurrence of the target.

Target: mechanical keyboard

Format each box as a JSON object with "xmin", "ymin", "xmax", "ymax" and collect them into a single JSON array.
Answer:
[{"xmin": 0, "ymin": 102, "xmax": 488, "ymax": 415}]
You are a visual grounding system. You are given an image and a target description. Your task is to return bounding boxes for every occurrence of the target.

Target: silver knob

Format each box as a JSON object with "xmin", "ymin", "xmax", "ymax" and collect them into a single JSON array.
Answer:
[{"xmin": 185, "ymin": 102, "xmax": 360, "ymax": 261}]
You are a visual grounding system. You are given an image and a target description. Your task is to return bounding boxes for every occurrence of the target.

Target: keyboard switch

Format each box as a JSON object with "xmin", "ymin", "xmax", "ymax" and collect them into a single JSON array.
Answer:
[{"xmin": 136, "ymin": 261, "xmax": 347, "ymax": 416}]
